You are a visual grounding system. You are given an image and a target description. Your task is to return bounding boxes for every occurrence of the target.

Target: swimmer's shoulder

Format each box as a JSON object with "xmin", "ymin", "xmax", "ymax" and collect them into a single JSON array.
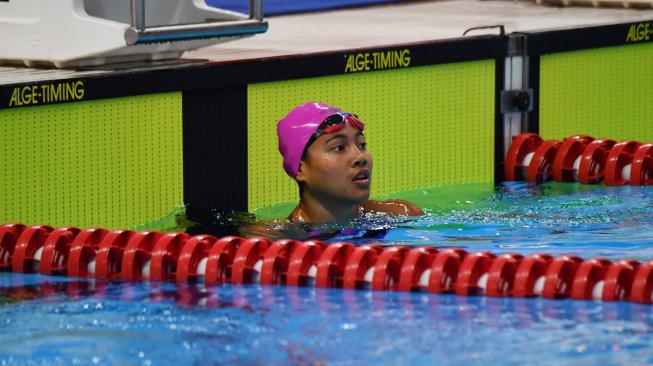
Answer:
[
  {"xmin": 361, "ymin": 199, "xmax": 424, "ymax": 216},
  {"xmin": 289, "ymin": 206, "xmax": 303, "ymax": 223}
]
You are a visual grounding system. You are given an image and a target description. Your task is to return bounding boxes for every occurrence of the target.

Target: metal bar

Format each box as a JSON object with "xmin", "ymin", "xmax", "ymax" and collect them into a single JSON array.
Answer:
[
  {"xmin": 130, "ymin": 0, "xmax": 146, "ymax": 30},
  {"xmin": 141, "ymin": 19, "xmax": 266, "ymax": 34},
  {"xmin": 249, "ymin": 0, "xmax": 264, "ymax": 20},
  {"xmin": 126, "ymin": 19, "xmax": 269, "ymax": 45}
]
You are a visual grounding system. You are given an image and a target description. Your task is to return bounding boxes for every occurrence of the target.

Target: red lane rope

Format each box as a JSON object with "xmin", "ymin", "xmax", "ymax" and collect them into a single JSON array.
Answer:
[
  {"xmin": 2, "ymin": 223, "xmax": 652, "ymax": 304},
  {"xmin": 504, "ymin": 133, "xmax": 542, "ymax": 181},
  {"xmin": 504, "ymin": 133, "xmax": 653, "ymax": 186},
  {"xmin": 552, "ymin": 135, "xmax": 593, "ymax": 182},
  {"xmin": 578, "ymin": 139, "xmax": 615, "ymax": 184}
]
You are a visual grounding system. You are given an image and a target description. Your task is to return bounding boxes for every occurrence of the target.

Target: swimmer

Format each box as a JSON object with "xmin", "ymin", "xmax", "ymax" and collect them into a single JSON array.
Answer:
[
  {"xmin": 239, "ymin": 102, "xmax": 422, "ymax": 240},
  {"xmin": 278, "ymin": 102, "xmax": 423, "ymax": 223}
]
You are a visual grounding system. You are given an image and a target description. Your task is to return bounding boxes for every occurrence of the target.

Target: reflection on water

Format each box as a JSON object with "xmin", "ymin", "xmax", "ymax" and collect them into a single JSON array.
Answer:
[
  {"xmin": 4, "ymin": 275, "xmax": 652, "ymax": 324},
  {"xmin": 1, "ymin": 274, "xmax": 653, "ymax": 365}
]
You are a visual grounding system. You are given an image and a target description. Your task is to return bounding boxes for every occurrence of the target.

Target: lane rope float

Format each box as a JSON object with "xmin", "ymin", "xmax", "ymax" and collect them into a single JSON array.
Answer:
[
  {"xmin": 505, "ymin": 133, "xmax": 653, "ymax": 186},
  {"xmin": 2, "ymin": 223, "xmax": 652, "ymax": 304}
]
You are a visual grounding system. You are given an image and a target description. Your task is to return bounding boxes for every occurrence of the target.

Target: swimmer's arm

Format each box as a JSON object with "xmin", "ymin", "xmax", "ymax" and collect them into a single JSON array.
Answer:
[{"xmin": 362, "ymin": 199, "xmax": 424, "ymax": 216}]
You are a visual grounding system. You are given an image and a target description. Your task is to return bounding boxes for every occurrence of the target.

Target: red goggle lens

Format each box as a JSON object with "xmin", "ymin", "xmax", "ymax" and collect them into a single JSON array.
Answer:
[{"xmin": 321, "ymin": 114, "xmax": 364, "ymax": 135}]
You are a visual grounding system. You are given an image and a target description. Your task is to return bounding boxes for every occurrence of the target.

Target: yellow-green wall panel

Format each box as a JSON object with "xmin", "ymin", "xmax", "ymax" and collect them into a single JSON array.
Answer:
[
  {"xmin": 0, "ymin": 93, "xmax": 183, "ymax": 229},
  {"xmin": 247, "ymin": 60, "xmax": 495, "ymax": 211},
  {"xmin": 540, "ymin": 43, "xmax": 653, "ymax": 141}
]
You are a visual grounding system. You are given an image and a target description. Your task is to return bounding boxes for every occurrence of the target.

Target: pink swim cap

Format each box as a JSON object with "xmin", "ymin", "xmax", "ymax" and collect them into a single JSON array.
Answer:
[{"xmin": 277, "ymin": 102, "xmax": 344, "ymax": 178}]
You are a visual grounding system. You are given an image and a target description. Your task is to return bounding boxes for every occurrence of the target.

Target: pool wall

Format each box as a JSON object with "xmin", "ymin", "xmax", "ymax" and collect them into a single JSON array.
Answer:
[
  {"xmin": 539, "ymin": 43, "xmax": 653, "ymax": 141},
  {"xmin": 529, "ymin": 22, "xmax": 653, "ymax": 142},
  {"xmin": 0, "ymin": 93, "xmax": 183, "ymax": 228},
  {"xmin": 1, "ymin": 20, "xmax": 653, "ymax": 227}
]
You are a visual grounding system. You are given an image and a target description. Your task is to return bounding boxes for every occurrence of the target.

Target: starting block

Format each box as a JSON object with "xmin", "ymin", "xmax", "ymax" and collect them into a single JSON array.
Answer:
[{"xmin": 0, "ymin": 0, "xmax": 267, "ymax": 68}]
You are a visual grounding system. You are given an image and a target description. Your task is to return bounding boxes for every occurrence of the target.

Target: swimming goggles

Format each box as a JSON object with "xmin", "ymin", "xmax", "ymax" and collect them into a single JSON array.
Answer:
[{"xmin": 315, "ymin": 113, "xmax": 365, "ymax": 137}]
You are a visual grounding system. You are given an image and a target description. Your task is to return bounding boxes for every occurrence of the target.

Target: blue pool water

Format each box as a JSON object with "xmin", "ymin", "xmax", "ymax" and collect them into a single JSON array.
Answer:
[
  {"xmin": 207, "ymin": 0, "xmax": 398, "ymax": 16},
  {"xmin": 1, "ymin": 182, "xmax": 653, "ymax": 365}
]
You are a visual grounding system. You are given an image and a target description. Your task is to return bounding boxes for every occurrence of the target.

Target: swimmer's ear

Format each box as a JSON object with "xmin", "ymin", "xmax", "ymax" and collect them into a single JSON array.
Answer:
[{"xmin": 295, "ymin": 161, "xmax": 308, "ymax": 183}]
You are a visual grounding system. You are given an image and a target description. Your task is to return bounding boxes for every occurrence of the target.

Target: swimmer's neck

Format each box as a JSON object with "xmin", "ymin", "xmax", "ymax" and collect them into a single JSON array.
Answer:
[{"xmin": 292, "ymin": 193, "xmax": 362, "ymax": 223}]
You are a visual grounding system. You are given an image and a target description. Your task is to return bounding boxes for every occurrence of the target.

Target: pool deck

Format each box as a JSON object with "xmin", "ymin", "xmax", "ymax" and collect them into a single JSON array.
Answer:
[
  {"xmin": 1, "ymin": 0, "xmax": 653, "ymax": 85},
  {"xmin": 187, "ymin": 0, "xmax": 653, "ymax": 61}
]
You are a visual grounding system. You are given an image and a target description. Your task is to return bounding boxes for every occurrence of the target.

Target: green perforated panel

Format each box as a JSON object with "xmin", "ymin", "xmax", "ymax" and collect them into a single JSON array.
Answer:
[
  {"xmin": 0, "ymin": 93, "xmax": 183, "ymax": 229},
  {"xmin": 247, "ymin": 60, "xmax": 496, "ymax": 211},
  {"xmin": 540, "ymin": 43, "xmax": 653, "ymax": 141}
]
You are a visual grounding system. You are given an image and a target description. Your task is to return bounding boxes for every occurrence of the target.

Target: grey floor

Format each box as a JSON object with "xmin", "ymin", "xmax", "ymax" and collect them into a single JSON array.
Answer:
[{"xmin": 2, "ymin": 0, "xmax": 653, "ymax": 84}]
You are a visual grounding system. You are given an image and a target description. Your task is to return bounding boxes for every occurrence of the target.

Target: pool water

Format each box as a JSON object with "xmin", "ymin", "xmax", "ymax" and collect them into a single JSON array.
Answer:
[
  {"xmin": 1, "ymin": 182, "xmax": 653, "ymax": 365},
  {"xmin": 207, "ymin": 0, "xmax": 398, "ymax": 16}
]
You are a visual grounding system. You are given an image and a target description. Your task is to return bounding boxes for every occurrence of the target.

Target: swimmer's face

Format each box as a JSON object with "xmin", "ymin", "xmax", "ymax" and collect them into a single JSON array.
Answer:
[{"xmin": 296, "ymin": 124, "xmax": 372, "ymax": 205}]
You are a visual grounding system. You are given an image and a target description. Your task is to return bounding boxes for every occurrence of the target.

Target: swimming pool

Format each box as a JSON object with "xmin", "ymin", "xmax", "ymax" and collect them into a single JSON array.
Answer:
[{"xmin": 1, "ymin": 182, "xmax": 652, "ymax": 365}]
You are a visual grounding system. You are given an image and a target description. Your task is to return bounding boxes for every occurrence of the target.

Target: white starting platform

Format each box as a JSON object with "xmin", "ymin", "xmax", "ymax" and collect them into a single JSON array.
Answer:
[{"xmin": 0, "ymin": 0, "xmax": 267, "ymax": 68}]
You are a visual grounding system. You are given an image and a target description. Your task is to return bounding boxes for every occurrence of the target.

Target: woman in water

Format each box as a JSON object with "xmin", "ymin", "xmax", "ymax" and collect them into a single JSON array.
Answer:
[
  {"xmin": 240, "ymin": 102, "xmax": 422, "ymax": 239},
  {"xmin": 278, "ymin": 102, "xmax": 423, "ymax": 223}
]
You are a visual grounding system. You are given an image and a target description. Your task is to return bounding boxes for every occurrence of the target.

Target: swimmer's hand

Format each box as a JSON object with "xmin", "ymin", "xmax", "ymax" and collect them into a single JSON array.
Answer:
[{"xmin": 361, "ymin": 199, "xmax": 424, "ymax": 216}]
